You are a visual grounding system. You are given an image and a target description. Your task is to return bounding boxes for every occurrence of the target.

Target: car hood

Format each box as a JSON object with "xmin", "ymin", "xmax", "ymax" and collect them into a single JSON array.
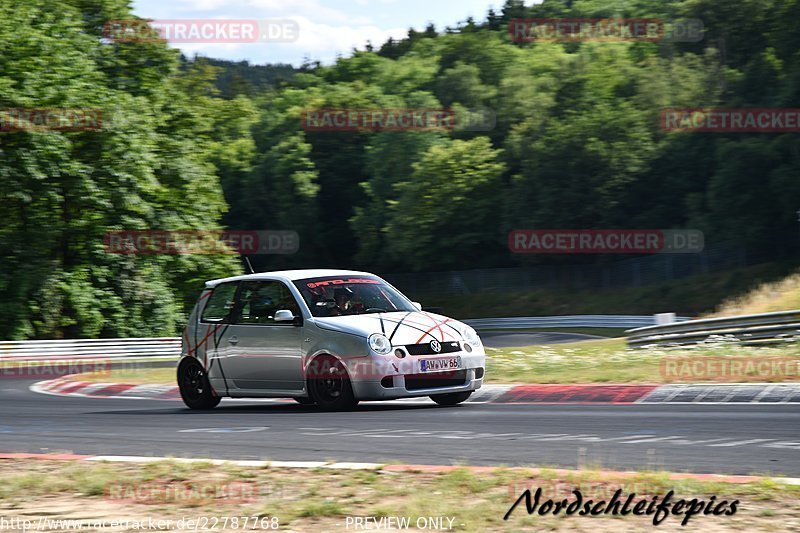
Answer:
[{"xmin": 311, "ymin": 311, "xmax": 469, "ymax": 346}]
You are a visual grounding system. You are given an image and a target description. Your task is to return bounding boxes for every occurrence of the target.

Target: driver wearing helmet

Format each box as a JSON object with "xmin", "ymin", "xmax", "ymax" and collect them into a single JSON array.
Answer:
[{"xmin": 331, "ymin": 287, "xmax": 353, "ymax": 316}]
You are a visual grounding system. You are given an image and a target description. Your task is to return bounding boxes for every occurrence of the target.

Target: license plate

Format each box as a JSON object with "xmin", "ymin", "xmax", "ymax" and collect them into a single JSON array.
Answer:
[{"xmin": 420, "ymin": 356, "xmax": 462, "ymax": 372}]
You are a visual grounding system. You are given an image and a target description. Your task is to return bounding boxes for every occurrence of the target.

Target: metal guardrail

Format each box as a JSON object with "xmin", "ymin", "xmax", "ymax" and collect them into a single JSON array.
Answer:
[
  {"xmin": 626, "ymin": 310, "xmax": 800, "ymax": 347},
  {"xmin": 0, "ymin": 315, "xmax": 691, "ymax": 359},
  {"xmin": 464, "ymin": 315, "xmax": 692, "ymax": 330},
  {"xmin": 0, "ymin": 337, "xmax": 181, "ymax": 360}
]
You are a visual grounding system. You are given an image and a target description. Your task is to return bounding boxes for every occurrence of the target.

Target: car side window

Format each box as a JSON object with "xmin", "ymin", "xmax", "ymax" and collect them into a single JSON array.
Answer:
[
  {"xmin": 200, "ymin": 283, "xmax": 238, "ymax": 323},
  {"xmin": 233, "ymin": 281, "xmax": 300, "ymax": 325}
]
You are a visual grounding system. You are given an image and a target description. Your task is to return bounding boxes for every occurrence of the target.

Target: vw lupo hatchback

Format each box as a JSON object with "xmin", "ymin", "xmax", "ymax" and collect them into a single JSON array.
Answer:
[{"xmin": 178, "ymin": 269, "xmax": 486, "ymax": 411}]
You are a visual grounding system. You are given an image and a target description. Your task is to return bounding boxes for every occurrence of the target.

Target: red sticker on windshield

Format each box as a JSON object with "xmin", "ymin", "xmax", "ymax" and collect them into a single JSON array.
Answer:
[{"xmin": 307, "ymin": 278, "xmax": 381, "ymax": 289}]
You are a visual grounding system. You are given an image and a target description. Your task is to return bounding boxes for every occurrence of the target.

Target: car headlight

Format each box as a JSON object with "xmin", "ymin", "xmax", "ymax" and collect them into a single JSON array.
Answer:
[
  {"xmin": 462, "ymin": 326, "xmax": 481, "ymax": 345},
  {"xmin": 368, "ymin": 333, "xmax": 392, "ymax": 355}
]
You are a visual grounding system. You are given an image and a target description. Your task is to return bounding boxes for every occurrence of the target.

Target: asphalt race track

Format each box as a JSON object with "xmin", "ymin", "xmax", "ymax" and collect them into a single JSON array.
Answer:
[{"xmin": 2, "ymin": 376, "xmax": 799, "ymax": 476}]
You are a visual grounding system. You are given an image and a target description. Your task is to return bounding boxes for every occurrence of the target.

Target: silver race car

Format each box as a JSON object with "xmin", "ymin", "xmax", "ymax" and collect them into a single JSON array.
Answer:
[{"xmin": 178, "ymin": 269, "xmax": 485, "ymax": 411}]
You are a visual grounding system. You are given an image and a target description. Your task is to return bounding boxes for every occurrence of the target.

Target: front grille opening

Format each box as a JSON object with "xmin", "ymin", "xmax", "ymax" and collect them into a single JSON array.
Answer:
[
  {"xmin": 405, "ymin": 341, "xmax": 461, "ymax": 356},
  {"xmin": 380, "ymin": 376, "xmax": 394, "ymax": 388},
  {"xmin": 405, "ymin": 370, "xmax": 467, "ymax": 391}
]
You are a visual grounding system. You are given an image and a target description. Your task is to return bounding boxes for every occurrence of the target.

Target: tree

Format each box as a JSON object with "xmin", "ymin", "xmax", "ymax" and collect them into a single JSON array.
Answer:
[
  {"xmin": 383, "ymin": 138, "xmax": 506, "ymax": 271},
  {"xmin": 0, "ymin": 0, "xmax": 240, "ymax": 338}
]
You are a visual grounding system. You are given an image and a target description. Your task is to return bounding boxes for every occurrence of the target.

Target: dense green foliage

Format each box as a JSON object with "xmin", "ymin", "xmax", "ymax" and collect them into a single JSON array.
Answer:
[
  {"xmin": 0, "ymin": 0, "xmax": 240, "ymax": 338},
  {"xmin": 224, "ymin": 0, "xmax": 800, "ymax": 274},
  {"xmin": 1, "ymin": 0, "xmax": 799, "ymax": 338}
]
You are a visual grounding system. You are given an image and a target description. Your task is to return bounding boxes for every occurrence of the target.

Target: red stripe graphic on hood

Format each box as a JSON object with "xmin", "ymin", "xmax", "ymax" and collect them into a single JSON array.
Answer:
[
  {"xmin": 381, "ymin": 314, "xmax": 457, "ymax": 343},
  {"xmin": 422, "ymin": 312, "xmax": 447, "ymax": 341},
  {"xmin": 415, "ymin": 317, "xmax": 452, "ymax": 344}
]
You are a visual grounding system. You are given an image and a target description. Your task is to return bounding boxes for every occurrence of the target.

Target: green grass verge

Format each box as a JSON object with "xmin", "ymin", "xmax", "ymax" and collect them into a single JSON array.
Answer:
[
  {"xmin": 0, "ymin": 459, "xmax": 796, "ymax": 532},
  {"xmin": 485, "ymin": 339, "xmax": 800, "ymax": 384}
]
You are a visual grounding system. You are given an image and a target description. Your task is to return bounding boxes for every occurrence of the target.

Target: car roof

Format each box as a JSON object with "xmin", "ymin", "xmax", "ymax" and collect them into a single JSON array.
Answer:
[{"xmin": 204, "ymin": 269, "xmax": 377, "ymax": 288}]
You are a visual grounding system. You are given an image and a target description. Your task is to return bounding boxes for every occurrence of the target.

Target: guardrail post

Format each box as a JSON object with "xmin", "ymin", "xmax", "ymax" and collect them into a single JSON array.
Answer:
[{"xmin": 654, "ymin": 313, "xmax": 677, "ymax": 325}]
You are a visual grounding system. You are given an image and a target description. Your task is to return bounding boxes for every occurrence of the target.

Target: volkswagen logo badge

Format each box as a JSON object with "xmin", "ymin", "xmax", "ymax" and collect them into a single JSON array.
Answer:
[{"xmin": 430, "ymin": 340, "xmax": 441, "ymax": 353}]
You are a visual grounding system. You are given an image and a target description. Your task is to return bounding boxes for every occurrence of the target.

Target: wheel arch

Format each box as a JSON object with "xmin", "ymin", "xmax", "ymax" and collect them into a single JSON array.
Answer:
[{"xmin": 303, "ymin": 351, "xmax": 350, "ymax": 381}]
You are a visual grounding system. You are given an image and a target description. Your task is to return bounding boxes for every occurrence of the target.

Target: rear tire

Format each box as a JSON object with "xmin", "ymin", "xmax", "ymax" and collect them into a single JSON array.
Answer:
[
  {"xmin": 430, "ymin": 391, "xmax": 472, "ymax": 406},
  {"xmin": 178, "ymin": 357, "xmax": 221, "ymax": 410},
  {"xmin": 307, "ymin": 356, "xmax": 358, "ymax": 411}
]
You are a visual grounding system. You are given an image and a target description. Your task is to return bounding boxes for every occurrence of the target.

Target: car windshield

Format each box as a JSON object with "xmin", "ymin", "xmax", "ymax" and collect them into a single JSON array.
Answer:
[{"xmin": 293, "ymin": 276, "xmax": 417, "ymax": 317}]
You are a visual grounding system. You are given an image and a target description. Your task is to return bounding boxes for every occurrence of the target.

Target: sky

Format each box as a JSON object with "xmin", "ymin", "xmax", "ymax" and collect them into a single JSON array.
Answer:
[{"xmin": 131, "ymin": 0, "xmax": 504, "ymax": 66}]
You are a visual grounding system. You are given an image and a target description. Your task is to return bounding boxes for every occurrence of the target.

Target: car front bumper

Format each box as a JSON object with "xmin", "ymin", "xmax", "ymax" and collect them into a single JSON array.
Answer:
[{"xmin": 346, "ymin": 351, "xmax": 485, "ymax": 401}]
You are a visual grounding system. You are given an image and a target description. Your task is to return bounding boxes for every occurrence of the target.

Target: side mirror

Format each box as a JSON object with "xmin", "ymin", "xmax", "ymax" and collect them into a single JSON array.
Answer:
[
  {"xmin": 411, "ymin": 301, "xmax": 423, "ymax": 311},
  {"xmin": 274, "ymin": 309, "xmax": 296, "ymax": 323}
]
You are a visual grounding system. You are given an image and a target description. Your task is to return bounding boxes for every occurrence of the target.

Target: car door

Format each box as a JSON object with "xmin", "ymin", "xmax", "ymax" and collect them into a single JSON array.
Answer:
[
  {"xmin": 224, "ymin": 279, "xmax": 305, "ymax": 394},
  {"xmin": 196, "ymin": 281, "xmax": 239, "ymax": 394}
]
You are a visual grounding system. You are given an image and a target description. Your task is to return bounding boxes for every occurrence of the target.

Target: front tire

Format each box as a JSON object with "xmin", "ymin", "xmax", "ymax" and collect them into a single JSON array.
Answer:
[
  {"xmin": 178, "ymin": 357, "xmax": 221, "ymax": 410},
  {"xmin": 430, "ymin": 391, "xmax": 472, "ymax": 406},
  {"xmin": 307, "ymin": 356, "xmax": 358, "ymax": 411}
]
